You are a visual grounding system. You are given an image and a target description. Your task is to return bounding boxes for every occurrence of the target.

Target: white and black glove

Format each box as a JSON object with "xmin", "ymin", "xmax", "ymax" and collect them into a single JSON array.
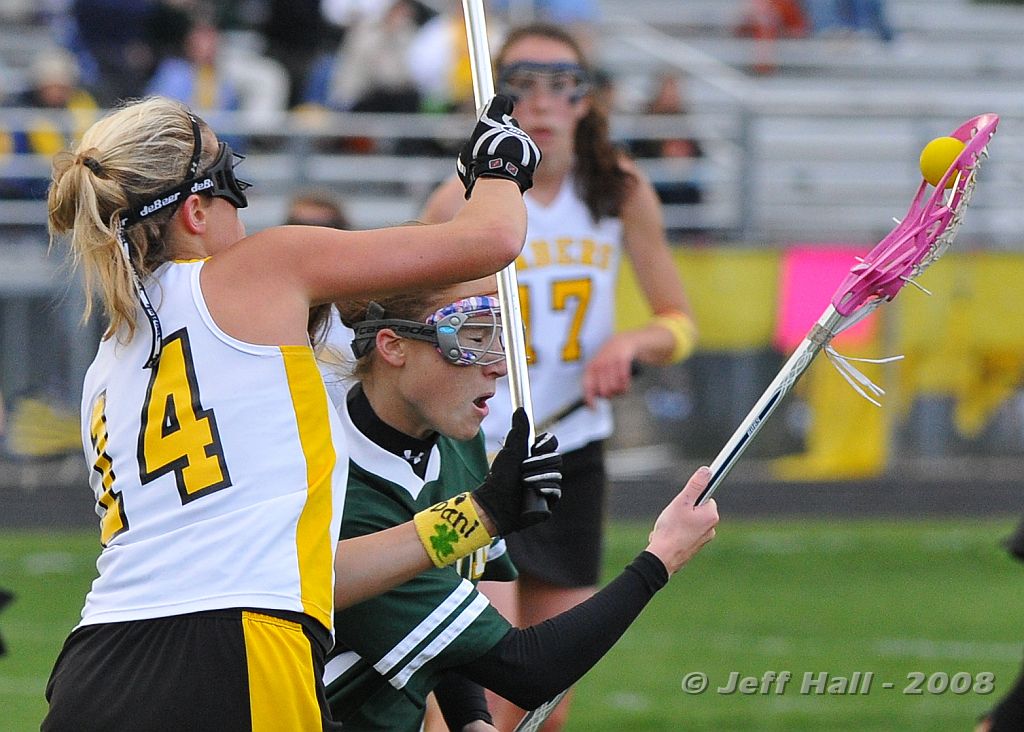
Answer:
[
  {"xmin": 472, "ymin": 408, "xmax": 562, "ymax": 535},
  {"xmin": 457, "ymin": 94, "xmax": 541, "ymax": 199}
]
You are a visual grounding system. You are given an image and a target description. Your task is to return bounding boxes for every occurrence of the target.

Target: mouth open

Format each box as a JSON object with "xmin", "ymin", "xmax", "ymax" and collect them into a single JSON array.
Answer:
[{"xmin": 473, "ymin": 395, "xmax": 492, "ymax": 412}]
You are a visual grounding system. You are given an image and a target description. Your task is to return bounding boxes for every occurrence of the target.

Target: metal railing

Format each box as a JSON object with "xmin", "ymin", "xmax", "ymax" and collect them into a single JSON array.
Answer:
[{"xmin": 3, "ymin": 102, "xmax": 1021, "ymax": 246}]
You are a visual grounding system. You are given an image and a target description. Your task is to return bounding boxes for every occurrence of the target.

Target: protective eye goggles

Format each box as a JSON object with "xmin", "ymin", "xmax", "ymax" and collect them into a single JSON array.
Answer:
[
  {"xmin": 351, "ymin": 296, "xmax": 505, "ymax": 367},
  {"xmin": 497, "ymin": 61, "xmax": 592, "ymax": 104},
  {"xmin": 122, "ymin": 115, "xmax": 251, "ymax": 226}
]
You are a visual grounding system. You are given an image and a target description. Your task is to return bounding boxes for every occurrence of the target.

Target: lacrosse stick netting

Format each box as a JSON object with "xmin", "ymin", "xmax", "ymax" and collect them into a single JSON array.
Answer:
[{"xmin": 696, "ymin": 113, "xmax": 998, "ymax": 506}]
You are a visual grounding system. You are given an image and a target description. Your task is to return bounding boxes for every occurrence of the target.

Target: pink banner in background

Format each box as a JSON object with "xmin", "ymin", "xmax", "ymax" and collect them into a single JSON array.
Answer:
[{"xmin": 774, "ymin": 245, "xmax": 876, "ymax": 350}]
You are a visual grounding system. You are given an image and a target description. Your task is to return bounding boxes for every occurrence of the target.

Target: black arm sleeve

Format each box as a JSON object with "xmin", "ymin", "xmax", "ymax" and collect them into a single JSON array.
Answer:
[
  {"xmin": 457, "ymin": 551, "xmax": 669, "ymax": 709},
  {"xmin": 434, "ymin": 671, "xmax": 492, "ymax": 731}
]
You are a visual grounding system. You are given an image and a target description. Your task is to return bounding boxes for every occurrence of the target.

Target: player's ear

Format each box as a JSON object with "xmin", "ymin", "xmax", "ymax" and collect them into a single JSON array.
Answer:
[
  {"xmin": 178, "ymin": 194, "xmax": 207, "ymax": 235},
  {"xmin": 375, "ymin": 329, "xmax": 406, "ymax": 367}
]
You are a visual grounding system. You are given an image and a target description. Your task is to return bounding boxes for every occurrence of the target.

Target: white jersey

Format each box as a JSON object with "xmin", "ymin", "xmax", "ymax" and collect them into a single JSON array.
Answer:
[
  {"xmin": 482, "ymin": 175, "xmax": 624, "ymax": 454},
  {"xmin": 79, "ymin": 260, "xmax": 348, "ymax": 633}
]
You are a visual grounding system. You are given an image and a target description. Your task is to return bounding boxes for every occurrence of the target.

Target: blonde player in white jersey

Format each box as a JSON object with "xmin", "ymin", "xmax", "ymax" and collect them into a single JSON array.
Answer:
[
  {"xmin": 421, "ymin": 24, "xmax": 698, "ymax": 731},
  {"xmin": 41, "ymin": 94, "xmax": 553, "ymax": 731}
]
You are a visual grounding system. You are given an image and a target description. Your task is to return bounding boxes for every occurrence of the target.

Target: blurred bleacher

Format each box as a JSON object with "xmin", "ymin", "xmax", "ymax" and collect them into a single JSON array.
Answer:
[{"xmin": 3, "ymin": 0, "xmax": 1024, "ymax": 508}]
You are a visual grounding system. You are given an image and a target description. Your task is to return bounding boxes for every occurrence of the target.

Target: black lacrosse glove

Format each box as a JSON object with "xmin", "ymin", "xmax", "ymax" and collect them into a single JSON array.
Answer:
[
  {"xmin": 472, "ymin": 407, "xmax": 562, "ymax": 535},
  {"xmin": 457, "ymin": 94, "xmax": 541, "ymax": 199}
]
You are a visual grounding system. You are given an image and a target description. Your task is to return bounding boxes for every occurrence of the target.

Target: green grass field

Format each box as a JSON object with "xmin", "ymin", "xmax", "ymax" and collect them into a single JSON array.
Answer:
[{"xmin": 2, "ymin": 519, "xmax": 1021, "ymax": 731}]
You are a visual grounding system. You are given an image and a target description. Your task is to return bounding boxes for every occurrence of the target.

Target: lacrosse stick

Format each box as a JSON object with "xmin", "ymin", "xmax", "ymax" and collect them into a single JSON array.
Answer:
[
  {"xmin": 536, "ymin": 364, "xmax": 643, "ymax": 433},
  {"xmin": 696, "ymin": 113, "xmax": 999, "ymax": 506},
  {"xmin": 512, "ymin": 689, "xmax": 569, "ymax": 732},
  {"xmin": 461, "ymin": 0, "xmax": 550, "ymax": 522}
]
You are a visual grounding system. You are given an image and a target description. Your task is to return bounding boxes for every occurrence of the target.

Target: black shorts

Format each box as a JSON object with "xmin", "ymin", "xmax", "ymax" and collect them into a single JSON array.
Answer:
[
  {"xmin": 42, "ymin": 608, "xmax": 339, "ymax": 732},
  {"xmin": 505, "ymin": 440, "xmax": 606, "ymax": 587}
]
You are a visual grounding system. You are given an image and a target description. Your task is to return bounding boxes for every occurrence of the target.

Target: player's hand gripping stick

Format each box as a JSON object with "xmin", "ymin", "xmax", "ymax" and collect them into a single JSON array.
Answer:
[
  {"xmin": 457, "ymin": 94, "xmax": 541, "ymax": 199},
  {"xmin": 473, "ymin": 408, "xmax": 562, "ymax": 533}
]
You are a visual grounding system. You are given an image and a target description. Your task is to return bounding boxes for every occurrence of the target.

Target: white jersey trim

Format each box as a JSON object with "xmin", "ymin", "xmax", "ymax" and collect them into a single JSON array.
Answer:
[
  {"xmin": 374, "ymin": 579, "xmax": 474, "ymax": 678},
  {"xmin": 185, "ymin": 260, "xmax": 296, "ymax": 357},
  {"xmin": 78, "ymin": 593, "xmax": 306, "ymax": 627},
  {"xmin": 390, "ymin": 593, "xmax": 489, "ymax": 689},
  {"xmin": 339, "ymin": 393, "xmax": 442, "ymax": 500},
  {"xmin": 323, "ymin": 650, "xmax": 362, "ymax": 686}
]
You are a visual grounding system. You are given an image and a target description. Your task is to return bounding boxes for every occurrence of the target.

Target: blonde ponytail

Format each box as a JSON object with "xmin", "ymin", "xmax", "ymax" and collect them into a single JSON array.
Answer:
[{"xmin": 47, "ymin": 97, "xmax": 215, "ymax": 340}]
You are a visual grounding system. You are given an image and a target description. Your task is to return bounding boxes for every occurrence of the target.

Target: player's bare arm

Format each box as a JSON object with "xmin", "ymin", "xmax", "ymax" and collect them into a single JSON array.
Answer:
[
  {"xmin": 581, "ymin": 157, "xmax": 697, "ymax": 403},
  {"xmin": 420, "ymin": 174, "xmax": 469, "ymax": 224},
  {"xmin": 202, "ymin": 178, "xmax": 525, "ymax": 346}
]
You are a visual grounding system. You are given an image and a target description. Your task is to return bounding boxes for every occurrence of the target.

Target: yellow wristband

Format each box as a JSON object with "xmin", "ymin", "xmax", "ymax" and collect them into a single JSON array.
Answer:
[
  {"xmin": 652, "ymin": 311, "xmax": 698, "ymax": 363},
  {"xmin": 414, "ymin": 492, "xmax": 494, "ymax": 568}
]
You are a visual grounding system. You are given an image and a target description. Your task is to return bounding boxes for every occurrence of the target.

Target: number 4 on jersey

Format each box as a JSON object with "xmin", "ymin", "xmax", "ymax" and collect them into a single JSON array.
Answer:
[{"xmin": 138, "ymin": 329, "xmax": 231, "ymax": 502}]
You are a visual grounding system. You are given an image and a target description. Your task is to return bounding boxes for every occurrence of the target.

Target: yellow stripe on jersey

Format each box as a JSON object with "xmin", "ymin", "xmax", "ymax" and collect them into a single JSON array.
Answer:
[
  {"xmin": 242, "ymin": 611, "xmax": 322, "ymax": 732},
  {"xmin": 281, "ymin": 346, "xmax": 336, "ymax": 630}
]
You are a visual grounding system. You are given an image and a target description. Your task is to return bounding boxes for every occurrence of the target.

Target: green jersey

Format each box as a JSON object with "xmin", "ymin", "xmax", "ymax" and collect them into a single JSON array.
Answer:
[{"xmin": 325, "ymin": 395, "xmax": 515, "ymax": 731}]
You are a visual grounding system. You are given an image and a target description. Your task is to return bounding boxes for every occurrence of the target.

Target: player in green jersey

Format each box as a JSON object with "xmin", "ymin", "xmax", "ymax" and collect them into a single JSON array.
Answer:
[{"xmin": 324, "ymin": 276, "xmax": 718, "ymax": 731}]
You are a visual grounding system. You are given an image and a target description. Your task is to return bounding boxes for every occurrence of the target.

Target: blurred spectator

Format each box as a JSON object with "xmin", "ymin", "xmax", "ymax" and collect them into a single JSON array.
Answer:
[
  {"xmin": 146, "ymin": 11, "xmax": 241, "ymax": 114},
  {"xmin": 804, "ymin": 0, "xmax": 893, "ymax": 41},
  {"xmin": 325, "ymin": 0, "xmax": 421, "ymax": 113},
  {"xmin": 735, "ymin": 0, "xmax": 808, "ymax": 74},
  {"xmin": 629, "ymin": 73, "xmax": 704, "ymax": 208},
  {"xmin": 144, "ymin": 9, "xmax": 273, "ymax": 150},
  {"xmin": 0, "ymin": 48, "xmax": 98, "ymax": 200},
  {"xmin": 72, "ymin": 0, "xmax": 157, "ymax": 104},
  {"xmin": 803, "ymin": 0, "xmax": 846, "ymax": 35},
  {"xmin": 407, "ymin": 0, "xmax": 479, "ymax": 113},
  {"xmin": 144, "ymin": 2, "xmax": 290, "ymax": 130},
  {"xmin": 262, "ymin": 0, "xmax": 342, "ymax": 108},
  {"xmin": 846, "ymin": 0, "xmax": 893, "ymax": 40},
  {"xmin": 404, "ymin": 0, "xmax": 603, "ymax": 111},
  {"xmin": 144, "ymin": 0, "xmax": 197, "ymax": 66},
  {"xmin": 735, "ymin": 0, "xmax": 808, "ymax": 40},
  {"xmin": 218, "ymin": 43, "xmax": 291, "ymax": 130},
  {"xmin": 285, "ymin": 188, "xmax": 351, "ymax": 229},
  {"xmin": 15, "ymin": 49, "xmax": 98, "ymax": 121}
]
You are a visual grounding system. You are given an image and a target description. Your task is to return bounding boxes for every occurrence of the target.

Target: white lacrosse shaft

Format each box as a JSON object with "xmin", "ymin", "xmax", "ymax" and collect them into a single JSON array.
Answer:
[
  {"xmin": 696, "ymin": 306, "xmax": 845, "ymax": 506},
  {"xmin": 462, "ymin": 0, "xmax": 537, "ymax": 443}
]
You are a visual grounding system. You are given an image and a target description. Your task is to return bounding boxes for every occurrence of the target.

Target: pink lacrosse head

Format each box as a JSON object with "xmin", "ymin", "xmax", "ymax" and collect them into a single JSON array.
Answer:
[{"xmin": 831, "ymin": 113, "xmax": 999, "ymax": 317}]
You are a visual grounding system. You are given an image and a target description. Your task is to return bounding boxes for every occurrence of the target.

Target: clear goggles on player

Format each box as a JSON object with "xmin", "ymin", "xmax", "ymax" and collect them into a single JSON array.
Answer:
[
  {"xmin": 497, "ymin": 61, "xmax": 592, "ymax": 104},
  {"xmin": 123, "ymin": 119, "xmax": 251, "ymax": 226},
  {"xmin": 351, "ymin": 296, "xmax": 505, "ymax": 366}
]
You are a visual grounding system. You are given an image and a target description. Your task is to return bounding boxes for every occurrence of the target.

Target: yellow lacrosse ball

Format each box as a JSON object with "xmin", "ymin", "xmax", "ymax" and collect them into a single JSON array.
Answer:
[{"xmin": 919, "ymin": 136, "xmax": 966, "ymax": 189}]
